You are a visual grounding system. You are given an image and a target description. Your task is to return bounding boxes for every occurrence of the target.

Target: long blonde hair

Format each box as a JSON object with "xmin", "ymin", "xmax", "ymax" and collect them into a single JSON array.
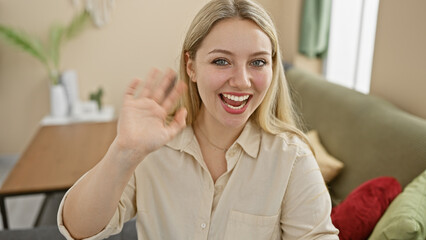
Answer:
[{"xmin": 178, "ymin": 0, "xmax": 309, "ymax": 144}]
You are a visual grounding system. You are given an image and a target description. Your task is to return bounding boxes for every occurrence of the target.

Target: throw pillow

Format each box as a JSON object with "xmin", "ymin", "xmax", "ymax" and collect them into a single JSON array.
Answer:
[
  {"xmin": 306, "ymin": 130, "xmax": 344, "ymax": 182},
  {"xmin": 369, "ymin": 169, "xmax": 426, "ymax": 240},
  {"xmin": 331, "ymin": 177, "xmax": 402, "ymax": 240}
]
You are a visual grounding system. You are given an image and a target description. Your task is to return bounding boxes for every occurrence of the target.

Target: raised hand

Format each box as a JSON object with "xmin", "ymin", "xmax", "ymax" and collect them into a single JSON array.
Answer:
[{"xmin": 114, "ymin": 69, "xmax": 187, "ymax": 164}]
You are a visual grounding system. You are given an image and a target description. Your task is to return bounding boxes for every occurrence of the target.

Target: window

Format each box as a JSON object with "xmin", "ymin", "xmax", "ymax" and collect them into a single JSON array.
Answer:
[{"xmin": 324, "ymin": 0, "xmax": 380, "ymax": 94}]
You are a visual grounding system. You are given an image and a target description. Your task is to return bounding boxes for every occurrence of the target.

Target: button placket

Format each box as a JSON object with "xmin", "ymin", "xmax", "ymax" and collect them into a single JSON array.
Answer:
[
  {"xmin": 215, "ymin": 185, "xmax": 224, "ymax": 192},
  {"xmin": 197, "ymin": 173, "xmax": 213, "ymax": 236}
]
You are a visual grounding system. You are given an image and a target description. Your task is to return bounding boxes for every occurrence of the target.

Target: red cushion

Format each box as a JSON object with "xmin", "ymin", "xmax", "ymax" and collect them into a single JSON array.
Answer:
[{"xmin": 331, "ymin": 177, "xmax": 402, "ymax": 240}]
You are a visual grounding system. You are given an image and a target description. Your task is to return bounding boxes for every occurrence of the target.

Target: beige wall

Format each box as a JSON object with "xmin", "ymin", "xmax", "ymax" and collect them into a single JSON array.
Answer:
[
  {"xmin": 370, "ymin": 0, "xmax": 426, "ymax": 119},
  {"xmin": 0, "ymin": 0, "xmax": 211, "ymax": 154},
  {"xmin": 0, "ymin": 0, "xmax": 297, "ymax": 154}
]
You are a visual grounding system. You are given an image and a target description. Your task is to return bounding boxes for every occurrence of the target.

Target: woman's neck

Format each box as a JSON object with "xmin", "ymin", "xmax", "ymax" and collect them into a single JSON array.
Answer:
[{"xmin": 194, "ymin": 108, "xmax": 245, "ymax": 151}]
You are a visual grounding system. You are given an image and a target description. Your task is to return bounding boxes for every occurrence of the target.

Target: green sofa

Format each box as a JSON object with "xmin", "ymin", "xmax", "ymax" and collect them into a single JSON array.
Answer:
[{"xmin": 286, "ymin": 67, "xmax": 426, "ymax": 203}]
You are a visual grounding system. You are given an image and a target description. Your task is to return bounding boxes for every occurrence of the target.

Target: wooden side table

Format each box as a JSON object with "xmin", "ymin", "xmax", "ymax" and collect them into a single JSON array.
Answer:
[{"xmin": 0, "ymin": 121, "xmax": 117, "ymax": 229}]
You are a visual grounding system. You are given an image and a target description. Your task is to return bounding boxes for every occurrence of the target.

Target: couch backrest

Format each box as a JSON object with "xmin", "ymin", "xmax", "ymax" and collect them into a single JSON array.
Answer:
[{"xmin": 286, "ymin": 67, "xmax": 426, "ymax": 202}]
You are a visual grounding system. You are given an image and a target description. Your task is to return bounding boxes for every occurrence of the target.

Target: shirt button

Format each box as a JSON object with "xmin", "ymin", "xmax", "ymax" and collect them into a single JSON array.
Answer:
[{"xmin": 201, "ymin": 223, "xmax": 207, "ymax": 229}]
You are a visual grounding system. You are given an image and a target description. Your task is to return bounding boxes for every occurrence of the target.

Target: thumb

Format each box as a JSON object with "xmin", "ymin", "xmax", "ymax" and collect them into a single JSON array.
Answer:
[{"xmin": 166, "ymin": 108, "xmax": 187, "ymax": 139}]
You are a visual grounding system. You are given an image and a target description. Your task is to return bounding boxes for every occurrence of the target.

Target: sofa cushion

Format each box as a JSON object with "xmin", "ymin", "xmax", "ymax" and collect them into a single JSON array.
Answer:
[
  {"xmin": 306, "ymin": 130, "xmax": 344, "ymax": 182},
  {"xmin": 369, "ymin": 169, "xmax": 426, "ymax": 240},
  {"xmin": 330, "ymin": 177, "xmax": 401, "ymax": 240}
]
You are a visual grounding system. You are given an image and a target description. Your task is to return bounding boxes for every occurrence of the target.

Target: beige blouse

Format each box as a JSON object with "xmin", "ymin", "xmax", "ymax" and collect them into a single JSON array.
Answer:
[{"xmin": 57, "ymin": 121, "xmax": 339, "ymax": 239}]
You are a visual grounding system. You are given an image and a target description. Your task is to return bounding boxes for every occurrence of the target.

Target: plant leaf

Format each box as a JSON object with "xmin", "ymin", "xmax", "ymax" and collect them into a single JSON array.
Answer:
[
  {"xmin": 49, "ymin": 24, "xmax": 65, "ymax": 69},
  {"xmin": 0, "ymin": 24, "xmax": 49, "ymax": 65},
  {"xmin": 64, "ymin": 10, "xmax": 91, "ymax": 40}
]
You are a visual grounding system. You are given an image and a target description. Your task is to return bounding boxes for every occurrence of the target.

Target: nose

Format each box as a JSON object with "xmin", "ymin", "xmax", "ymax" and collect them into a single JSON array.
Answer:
[{"xmin": 229, "ymin": 65, "xmax": 252, "ymax": 89}]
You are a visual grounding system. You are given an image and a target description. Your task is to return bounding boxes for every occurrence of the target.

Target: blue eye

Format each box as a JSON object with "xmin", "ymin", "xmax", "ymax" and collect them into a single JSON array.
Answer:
[
  {"xmin": 251, "ymin": 59, "xmax": 266, "ymax": 67},
  {"xmin": 213, "ymin": 59, "xmax": 229, "ymax": 66}
]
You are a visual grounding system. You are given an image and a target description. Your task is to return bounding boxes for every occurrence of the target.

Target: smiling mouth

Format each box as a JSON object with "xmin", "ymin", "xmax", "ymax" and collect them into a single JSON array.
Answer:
[{"xmin": 220, "ymin": 93, "xmax": 251, "ymax": 110}]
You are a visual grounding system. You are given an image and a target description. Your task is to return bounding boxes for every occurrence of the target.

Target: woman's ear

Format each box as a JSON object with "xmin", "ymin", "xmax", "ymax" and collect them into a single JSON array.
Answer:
[{"xmin": 185, "ymin": 52, "xmax": 196, "ymax": 83}]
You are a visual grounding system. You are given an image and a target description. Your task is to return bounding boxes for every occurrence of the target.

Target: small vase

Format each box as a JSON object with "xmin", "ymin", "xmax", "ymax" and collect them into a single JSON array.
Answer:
[
  {"xmin": 50, "ymin": 84, "xmax": 69, "ymax": 117},
  {"xmin": 61, "ymin": 70, "xmax": 80, "ymax": 115}
]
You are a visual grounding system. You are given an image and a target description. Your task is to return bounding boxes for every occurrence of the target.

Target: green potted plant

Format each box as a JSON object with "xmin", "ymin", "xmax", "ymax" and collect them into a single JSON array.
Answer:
[{"xmin": 0, "ymin": 10, "xmax": 91, "ymax": 117}]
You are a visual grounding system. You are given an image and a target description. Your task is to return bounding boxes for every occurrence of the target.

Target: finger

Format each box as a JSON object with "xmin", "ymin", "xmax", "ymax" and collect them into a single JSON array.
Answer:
[
  {"xmin": 166, "ymin": 108, "xmax": 187, "ymax": 139},
  {"xmin": 124, "ymin": 78, "xmax": 142, "ymax": 100},
  {"xmin": 139, "ymin": 68, "xmax": 161, "ymax": 98},
  {"xmin": 162, "ymin": 81, "xmax": 187, "ymax": 112},
  {"xmin": 164, "ymin": 76, "xmax": 177, "ymax": 97},
  {"xmin": 151, "ymin": 69, "xmax": 176, "ymax": 103}
]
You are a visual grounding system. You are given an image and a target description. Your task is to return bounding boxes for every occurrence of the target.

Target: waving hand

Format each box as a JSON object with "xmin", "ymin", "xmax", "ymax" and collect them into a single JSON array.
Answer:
[{"xmin": 115, "ymin": 69, "xmax": 187, "ymax": 164}]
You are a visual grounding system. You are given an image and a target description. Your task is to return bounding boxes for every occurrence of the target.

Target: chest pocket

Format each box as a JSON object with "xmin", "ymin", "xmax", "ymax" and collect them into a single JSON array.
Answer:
[{"xmin": 223, "ymin": 210, "xmax": 279, "ymax": 240}]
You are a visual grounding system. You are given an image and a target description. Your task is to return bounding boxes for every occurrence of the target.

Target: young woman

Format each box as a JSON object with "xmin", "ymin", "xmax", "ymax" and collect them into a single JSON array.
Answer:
[{"xmin": 58, "ymin": 0, "xmax": 339, "ymax": 239}]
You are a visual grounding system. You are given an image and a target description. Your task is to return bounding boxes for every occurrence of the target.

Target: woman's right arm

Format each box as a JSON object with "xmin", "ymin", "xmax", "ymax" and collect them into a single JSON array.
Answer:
[{"xmin": 61, "ymin": 69, "xmax": 187, "ymax": 239}]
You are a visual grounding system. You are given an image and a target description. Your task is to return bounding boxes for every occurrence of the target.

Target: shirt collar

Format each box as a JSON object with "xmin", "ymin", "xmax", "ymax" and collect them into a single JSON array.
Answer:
[
  {"xmin": 235, "ymin": 120, "xmax": 261, "ymax": 159},
  {"xmin": 166, "ymin": 120, "xmax": 261, "ymax": 159},
  {"xmin": 166, "ymin": 125, "xmax": 195, "ymax": 152}
]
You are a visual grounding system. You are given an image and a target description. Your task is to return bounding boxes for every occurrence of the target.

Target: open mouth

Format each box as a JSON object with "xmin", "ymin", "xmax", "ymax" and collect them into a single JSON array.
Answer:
[{"xmin": 219, "ymin": 93, "xmax": 251, "ymax": 110}]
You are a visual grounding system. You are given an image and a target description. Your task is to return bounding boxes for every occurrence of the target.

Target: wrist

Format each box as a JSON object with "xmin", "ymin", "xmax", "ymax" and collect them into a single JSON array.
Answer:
[{"xmin": 105, "ymin": 138, "xmax": 148, "ymax": 173}]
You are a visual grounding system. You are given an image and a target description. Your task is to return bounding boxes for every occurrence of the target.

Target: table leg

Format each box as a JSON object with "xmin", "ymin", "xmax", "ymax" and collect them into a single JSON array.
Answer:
[
  {"xmin": 34, "ymin": 193, "xmax": 50, "ymax": 227},
  {"xmin": 0, "ymin": 196, "xmax": 9, "ymax": 229}
]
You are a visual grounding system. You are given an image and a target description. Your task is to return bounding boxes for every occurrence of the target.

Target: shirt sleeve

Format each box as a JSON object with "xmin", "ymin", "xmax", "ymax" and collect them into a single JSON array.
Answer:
[
  {"xmin": 280, "ymin": 147, "xmax": 339, "ymax": 239},
  {"xmin": 57, "ymin": 172, "xmax": 137, "ymax": 240}
]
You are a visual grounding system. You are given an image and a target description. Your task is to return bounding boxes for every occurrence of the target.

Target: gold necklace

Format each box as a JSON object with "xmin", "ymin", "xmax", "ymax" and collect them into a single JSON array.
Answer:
[{"xmin": 195, "ymin": 124, "xmax": 228, "ymax": 152}]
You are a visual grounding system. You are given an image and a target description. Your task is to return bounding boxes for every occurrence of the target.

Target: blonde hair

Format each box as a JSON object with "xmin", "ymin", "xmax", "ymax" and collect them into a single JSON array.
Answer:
[{"xmin": 178, "ymin": 0, "xmax": 309, "ymax": 144}]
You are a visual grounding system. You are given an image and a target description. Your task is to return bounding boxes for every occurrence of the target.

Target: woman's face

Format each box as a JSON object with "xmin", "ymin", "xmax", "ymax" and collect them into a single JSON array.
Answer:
[{"xmin": 187, "ymin": 18, "xmax": 273, "ymax": 129}]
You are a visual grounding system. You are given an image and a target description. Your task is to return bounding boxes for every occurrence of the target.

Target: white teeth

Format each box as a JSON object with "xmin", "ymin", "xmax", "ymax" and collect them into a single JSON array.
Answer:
[
  {"xmin": 224, "ymin": 101, "xmax": 247, "ymax": 110},
  {"xmin": 221, "ymin": 93, "xmax": 250, "ymax": 110},
  {"xmin": 222, "ymin": 93, "xmax": 250, "ymax": 102}
]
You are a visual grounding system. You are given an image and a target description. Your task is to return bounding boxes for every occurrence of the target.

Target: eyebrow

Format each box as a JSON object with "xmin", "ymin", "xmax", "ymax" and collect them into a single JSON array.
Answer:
[{"xmin": 208, "ymin": 49, "xmax": 271, "ymax": 57}]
